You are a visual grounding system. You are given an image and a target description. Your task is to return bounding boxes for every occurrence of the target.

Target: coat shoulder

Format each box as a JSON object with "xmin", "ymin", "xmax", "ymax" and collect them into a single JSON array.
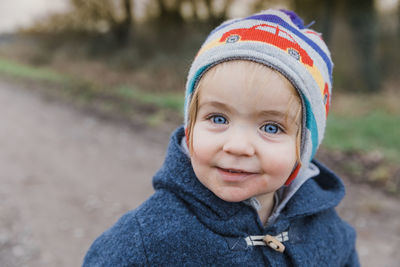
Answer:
[
  {"xmin": 287, "ymin": 207, "xmax": 358, "ymax": 266},
  {"xmin": 82, "ymin": 190, "xmax": 198, "ymax": 266},
  {"xmin": 82, "ymin": 206, "xmax": 148, "ymax": 266}
]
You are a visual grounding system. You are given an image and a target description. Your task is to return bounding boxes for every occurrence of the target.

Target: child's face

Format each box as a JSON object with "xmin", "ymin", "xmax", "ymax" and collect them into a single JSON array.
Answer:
[{"xmin": 190, "ymin": 61, "xmax": 300, "ymax": 203}]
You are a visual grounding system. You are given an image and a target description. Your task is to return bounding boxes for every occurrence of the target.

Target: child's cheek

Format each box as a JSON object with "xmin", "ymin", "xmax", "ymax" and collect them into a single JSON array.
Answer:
[
  {"xmin": 259, "ymin": 140, "xmax": 297, "ymax": 177},
  {"xmin": 192, "ymin": 124, "xmax": 220, "ymax": 158},
  {"xmin": 192, "ymin": 136, "xmax": 215, "ymax": 164}
]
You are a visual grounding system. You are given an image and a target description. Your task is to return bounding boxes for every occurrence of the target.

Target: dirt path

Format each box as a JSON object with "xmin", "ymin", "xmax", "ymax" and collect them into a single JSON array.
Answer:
[{"xmin": 0, "ymin": 79, "xmax": 399, "ymax": 267}]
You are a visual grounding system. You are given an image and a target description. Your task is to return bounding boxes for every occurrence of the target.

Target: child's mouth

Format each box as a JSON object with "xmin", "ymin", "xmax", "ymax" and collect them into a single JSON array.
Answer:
[
  {"xmin": 223, "ymin": 168, "xmax": 248, "ymax": 174},
  {"xmin": 217, "ymin": 167, "xmax": 257, "ymax": 182}
]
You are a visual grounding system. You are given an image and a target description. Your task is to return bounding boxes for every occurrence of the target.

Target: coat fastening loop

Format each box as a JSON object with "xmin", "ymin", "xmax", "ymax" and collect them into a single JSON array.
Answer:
[{"xmin": 244, "ymin": 231, "xmax": 288, "ymax": 253}]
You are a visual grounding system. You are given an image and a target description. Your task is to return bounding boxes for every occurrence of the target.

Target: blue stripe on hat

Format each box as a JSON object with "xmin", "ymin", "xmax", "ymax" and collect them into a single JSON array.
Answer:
[
  {"xmin": 301, "ymin": 92, "xmax": 319, "ymax": 160},
  {"xmin": 187, "ymin": 64, "xmax": 211, "ymax": 95},
  {"xmin": 211, "ymin": 14, "xmax": 332, "ymax": 83},
  {"xmin": 185, "ymin": 64, "xmax": 212, "ymax": 114}
]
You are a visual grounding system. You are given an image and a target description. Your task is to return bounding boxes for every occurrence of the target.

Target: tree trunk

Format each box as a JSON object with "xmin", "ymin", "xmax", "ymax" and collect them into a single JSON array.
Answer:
[
  {"xmin": 292, "ymin": 0, "xmax": 335, "ymax": 41},
  {"xmin": 398, "ymin": 0, "xmax": 400, "ymax": 36},
  {"xmin": 320, "ymin": 0, "xmax": 335, "ymax": 44},
  {"xmin": 156, "ymin": 0, "xmax": 184, "ymax": 24},
  {"xmin": 346, "ymin": 0, "xmax": 380, "ymax": 91},
  {"xmin": 205, "ymin": 0, "xmax": 232, "ymax": 26},
  {"xmin": 123, "ymin": 0, "xmax": 133, "ymax": 24},
  {"xmin": 219, "ymin": 0, "xmax": 233, "ymax": 21},
  {"xmin": 111, "ymin": 0, "xmax": 133, "ymax": 45},
  {"xmin": 190, "ymin": 0, "xmax": 199, "ymax": 21}
]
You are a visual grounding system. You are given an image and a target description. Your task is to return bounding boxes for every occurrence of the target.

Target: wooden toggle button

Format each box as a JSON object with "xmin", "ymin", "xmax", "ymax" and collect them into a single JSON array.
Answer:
[{"xmin": 264, "ymin": 235, "xmax": 285, "ymax": 253}]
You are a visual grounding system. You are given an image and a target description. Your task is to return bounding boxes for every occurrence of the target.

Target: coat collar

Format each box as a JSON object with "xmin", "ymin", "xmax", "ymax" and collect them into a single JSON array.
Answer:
[{"xmin": 280, "ymin": 160, "xmax": 345, "ymax": 220}]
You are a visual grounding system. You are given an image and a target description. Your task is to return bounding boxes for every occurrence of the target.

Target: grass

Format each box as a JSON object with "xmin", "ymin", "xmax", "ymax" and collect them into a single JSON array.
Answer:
[
  {"xmin": 323, "ymin": 91, "xmax": 400, "ymax": 164},
  {"xmin": 117, "ymin": 86, "xmax": 183, "ymax": 112},
  {"xmin": 324, "ymin": 111, "xmax": 400, "ymax": 161},
  {"xmin": 0, "ymin": 55, "xmax": 398, "ymax": 165},
  {"xmin": 0, "ymin": 57, "xmax": 67, "ymax": 83},
  {"xmin": 0, "ymin": 57, "xmax": 184, "ymax": 114}
]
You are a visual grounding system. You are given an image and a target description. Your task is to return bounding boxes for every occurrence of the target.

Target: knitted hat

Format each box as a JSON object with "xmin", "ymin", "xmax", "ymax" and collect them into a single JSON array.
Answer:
[{"xmin": 184, "ymin": 9, "xmax": 333, "ymax": 183}]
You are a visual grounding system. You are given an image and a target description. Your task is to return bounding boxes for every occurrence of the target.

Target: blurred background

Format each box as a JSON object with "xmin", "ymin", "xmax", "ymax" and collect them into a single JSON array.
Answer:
[{"xmin": 0, "ymin": 0, "xmax": 399, "ymax": 266}]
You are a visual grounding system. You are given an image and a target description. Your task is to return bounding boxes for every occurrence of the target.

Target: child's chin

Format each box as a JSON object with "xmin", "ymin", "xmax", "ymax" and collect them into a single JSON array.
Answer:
[{"xmin": 213, "ymin": 190, "xmax": 249, "ymax": 203}]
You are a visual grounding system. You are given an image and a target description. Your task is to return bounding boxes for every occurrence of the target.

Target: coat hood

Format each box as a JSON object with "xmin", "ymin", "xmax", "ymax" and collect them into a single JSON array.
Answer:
[{"xmin": 83, "ymin": 126, "xmax": 357, "ymax": 267}]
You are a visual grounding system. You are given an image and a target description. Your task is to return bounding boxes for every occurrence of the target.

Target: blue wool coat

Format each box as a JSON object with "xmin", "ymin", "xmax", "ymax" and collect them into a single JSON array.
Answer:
[{"xmin": 83, "ymin": 127, "xmax": 359, "ymax": 267}]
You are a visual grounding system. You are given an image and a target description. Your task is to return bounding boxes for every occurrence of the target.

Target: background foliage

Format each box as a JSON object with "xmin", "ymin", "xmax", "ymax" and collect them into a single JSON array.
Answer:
[
  {"xmin": 26, "ymin": 0, "xmax": 400, "ymax": 92},
  {"xmin": 0, "ymin": 0, "xmax": 399, "ymax": 193}
]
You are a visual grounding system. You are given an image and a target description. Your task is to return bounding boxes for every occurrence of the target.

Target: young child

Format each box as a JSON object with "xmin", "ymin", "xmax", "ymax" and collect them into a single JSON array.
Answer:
[{"xmin": 83, "ymin": 9, "xmax": 359, "ymax": 266}]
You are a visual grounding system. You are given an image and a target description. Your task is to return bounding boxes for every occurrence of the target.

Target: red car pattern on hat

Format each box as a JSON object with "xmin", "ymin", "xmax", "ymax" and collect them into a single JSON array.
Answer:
[{"xmin": 220, "ymin": 24, "xmax": 314, "ymax": 67}]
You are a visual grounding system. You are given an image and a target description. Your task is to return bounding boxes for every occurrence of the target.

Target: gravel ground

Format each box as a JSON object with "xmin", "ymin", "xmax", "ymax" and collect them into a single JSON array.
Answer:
[{"xmin": 0, "ymin": 79, "xmax": 399, "ymax": 266}]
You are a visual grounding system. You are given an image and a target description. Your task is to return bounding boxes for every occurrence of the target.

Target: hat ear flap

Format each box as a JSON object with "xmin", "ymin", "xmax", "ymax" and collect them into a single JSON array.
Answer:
[{"xmin": 285, "ymin": 163, "xmax": 302, "ymax": 186}]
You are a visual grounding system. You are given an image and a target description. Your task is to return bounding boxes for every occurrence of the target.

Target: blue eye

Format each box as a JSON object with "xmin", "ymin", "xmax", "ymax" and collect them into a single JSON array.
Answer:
[
  {"xmin": 262, "ymin": 124, "xmax": 279, "ymax": 134},
  {"xmin": 211, "ymin": 115, "xmax": 227, "ymax": 124}
]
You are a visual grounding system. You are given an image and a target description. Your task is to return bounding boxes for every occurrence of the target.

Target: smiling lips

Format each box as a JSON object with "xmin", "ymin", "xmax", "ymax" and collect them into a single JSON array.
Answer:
[{"xmin": 217, "ymin": 167, "xmax": 258, "ymax": 182}]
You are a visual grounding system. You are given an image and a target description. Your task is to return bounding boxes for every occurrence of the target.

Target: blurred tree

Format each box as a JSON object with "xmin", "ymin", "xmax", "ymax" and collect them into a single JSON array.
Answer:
[
  {"xmin": 292, "ymin": 0, "xmax": 336, "ymax": 44},
  {"xmin": 152, "ymin": 0, "xmax": 232, "ymax": 25},
  {"xmin": 67, "ymin": 0, "xmax": 133, "ymax": 45},
  {"xmin": 398, "ymin": 0, "xmax": 400, "ymax": 36},
  {"xmin": 202, "ymin": 0, "xmax": 233, "ymax": 25},
  {"xmin": 293, "ymin": 0, "xmax": 381, "ymax": 91},
  {"xmin": 38, "ymin": 0, "xmax": 235, "ymax": 36},
  {"xmin": 144, "ymin": 0, "xmax": 233, "ymax": 51},
  {"xmin": 345, "ymin": 0, "xmax": 380, "ymax": 91},
  {"xmin": 116, "ymin": 0, "xmax": 133, "ymax": 43},
  {"xmin": 156, "ymin": 0, "xmax": 184, "ymax": 24}
]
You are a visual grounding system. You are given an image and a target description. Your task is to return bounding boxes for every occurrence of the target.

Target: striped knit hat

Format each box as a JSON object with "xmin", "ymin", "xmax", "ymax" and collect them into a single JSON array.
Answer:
[{"xmin": 184, "ymin": 9, "xmax": 333, "ymax": 183}]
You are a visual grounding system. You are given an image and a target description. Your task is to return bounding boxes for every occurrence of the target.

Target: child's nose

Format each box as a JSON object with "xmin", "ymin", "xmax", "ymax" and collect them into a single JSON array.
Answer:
[{"xmin": 222, "ymin": 128, "xmax": 255, "ymax": 156}]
